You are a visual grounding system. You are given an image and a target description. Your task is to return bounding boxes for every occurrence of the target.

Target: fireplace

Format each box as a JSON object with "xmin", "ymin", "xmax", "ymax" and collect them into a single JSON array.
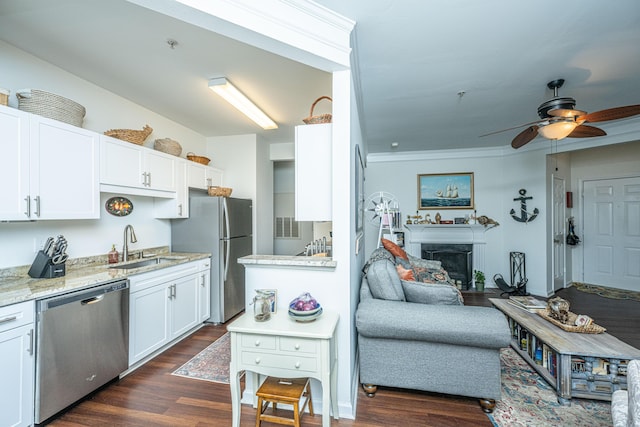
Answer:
[{"xmin": 422, "ymin": 243, "xmax": 473, "ymax": 290}]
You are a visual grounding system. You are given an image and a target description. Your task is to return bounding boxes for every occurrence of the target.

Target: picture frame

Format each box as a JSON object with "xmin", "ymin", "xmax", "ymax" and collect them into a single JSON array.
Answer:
[
  {"xmin": 256, "ymin": 289, "xmax": 277, "ymax": 313},
  {"xmin": 417, "ymin": 172, "xmax": 474, "ymax": 210}
]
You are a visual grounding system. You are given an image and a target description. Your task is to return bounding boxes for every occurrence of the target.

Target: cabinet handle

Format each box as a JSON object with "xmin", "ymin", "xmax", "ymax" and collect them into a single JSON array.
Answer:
[
  {"xmin": 0, "ymin": 315, "xmax": 17, "ymax": 325},
  {"xmin": 200, "ymin": 274, "xmax": 205, "ymax": 286},
  {"xmin": 27, "ymin": 329, "xmax": 34, "ymax": 355},
  {"xmin": 295, "ymin": 362, "xmax": 301, "ymax": 369},
  {"xmin": 24, "ymin": 196, "xmax": 31, "ymax": 217},
  {"xmin": 254, "ymin": 340, "xmax": 261, "ymax": 347},
  {"xmin": 178, "ymin": 203, "xmax": 183, "ymax": 216},
  {"xmin": 142, "ymin": 172, "xmax": 146, "ymax": 186},
  {"xmin": 173, "ymin": 284, "xmax": 177, "ymax": 298},
  {"xmin": 206, "ymin": 178, "xmax": 212, "ymax": 187},
  {"xmin": 148, "ymin": 172, "xmax": 152, "ymax": 187},
  {"xmin": 294, "ymin": 343, "xmax": 301, "ymax": 350},
  {"xmin": 34, "ymin": 195, "xmax": 41, "ymax": 217},
  {"xmin": 254, "ymin": 357, "xmax": 261, "ymax": 364}
]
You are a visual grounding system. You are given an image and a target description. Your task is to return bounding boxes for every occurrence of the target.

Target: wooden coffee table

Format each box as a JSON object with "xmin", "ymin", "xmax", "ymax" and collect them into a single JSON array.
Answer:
[{"xmin": 490, "ymin": 298, "xmax": 640, "ymax": 405}]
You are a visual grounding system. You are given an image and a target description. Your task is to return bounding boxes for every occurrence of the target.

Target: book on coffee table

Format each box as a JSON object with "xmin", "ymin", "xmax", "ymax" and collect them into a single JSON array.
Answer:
[{"xmin": 508, "ymin": 295, "xmax": 547, "ymax": 311}]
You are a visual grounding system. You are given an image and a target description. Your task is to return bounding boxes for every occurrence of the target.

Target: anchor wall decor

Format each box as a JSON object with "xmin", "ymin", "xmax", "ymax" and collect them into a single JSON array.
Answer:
[{"xmin": 510, "ymin": 188, "xmax": 539, "ymax": 223}]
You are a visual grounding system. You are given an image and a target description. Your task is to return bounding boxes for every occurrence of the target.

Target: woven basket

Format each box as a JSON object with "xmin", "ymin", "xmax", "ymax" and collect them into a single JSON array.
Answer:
[
  {"xmin": 0, "ymin": 88, "xmax": 8, "ymax": 106},
  {"xmin": 536, "ymin": 308, "xmax": 606, "ymax": 334},
  {"xmin": 186, "ymin": 152, "xmax": 210, "ymax": 165},
  {"xmin": 208, "ymin": 186, "xmax": 232, "ymax": 197},
  {"xmin": 16, "ymin": 89, "xmax": 86, "ymax": 127},
  {"xmin": 302, "ymin": 96, "xmax": 332, "ymax": 124},
  {"xmin": 154, "ymin": 138, "xmax": 182, "ymax": 156},
  {"xmin": 104, "ymin": 125, "xmax": 153, "ymax": 145}
]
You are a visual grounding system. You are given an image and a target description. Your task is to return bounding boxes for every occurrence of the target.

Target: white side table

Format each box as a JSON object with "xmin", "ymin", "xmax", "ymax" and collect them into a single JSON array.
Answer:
[{"xmin": 228, "ymin": 310, "xmax": 339, "ymax": 427}]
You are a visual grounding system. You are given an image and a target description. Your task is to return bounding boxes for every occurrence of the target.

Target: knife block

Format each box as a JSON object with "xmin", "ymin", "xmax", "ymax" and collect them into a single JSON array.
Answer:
[{"xmin": 28, "ymin": 250, "xmax": 66, "ymax": 279}]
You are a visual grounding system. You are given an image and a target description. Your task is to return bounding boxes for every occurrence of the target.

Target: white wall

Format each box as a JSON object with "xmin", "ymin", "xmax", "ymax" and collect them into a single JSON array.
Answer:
[{"xmin": 0, "ymin": 42, "xmax": 210, "ymax": 269}]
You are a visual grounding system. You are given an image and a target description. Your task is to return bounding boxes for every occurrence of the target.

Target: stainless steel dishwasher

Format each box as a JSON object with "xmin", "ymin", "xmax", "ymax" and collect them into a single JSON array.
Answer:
[{"xmin": 35, "ymin": 279, "xmax": 129, "ymax": 424}]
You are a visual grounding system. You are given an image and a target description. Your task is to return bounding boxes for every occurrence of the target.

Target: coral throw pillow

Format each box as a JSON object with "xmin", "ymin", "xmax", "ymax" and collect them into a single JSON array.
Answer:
[
  {"xmin": 381, "ymin": 238, "xmax": 408, "ymax": 260},
  {"xmin": 395, "ymin": 264, "xmax": 416, "ymax": 281}
]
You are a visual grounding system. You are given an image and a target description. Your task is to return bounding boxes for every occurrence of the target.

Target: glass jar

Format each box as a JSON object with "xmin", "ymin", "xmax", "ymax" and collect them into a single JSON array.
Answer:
[{"xmin": 253, "ymin": 290, "xmax": 271, "ymax": 322}]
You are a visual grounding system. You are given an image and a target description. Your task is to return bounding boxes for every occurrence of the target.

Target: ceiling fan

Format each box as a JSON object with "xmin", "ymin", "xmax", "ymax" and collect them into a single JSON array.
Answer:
[{"xmin": 482, "ymin": 79, "xmax": 640, "ymax": 149}]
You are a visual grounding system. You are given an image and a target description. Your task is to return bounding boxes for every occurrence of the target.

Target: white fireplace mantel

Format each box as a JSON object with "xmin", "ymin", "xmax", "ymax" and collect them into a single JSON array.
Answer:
[{"xmin": 403, "ymin": 224, "xmax": 492, "ymax": 285}]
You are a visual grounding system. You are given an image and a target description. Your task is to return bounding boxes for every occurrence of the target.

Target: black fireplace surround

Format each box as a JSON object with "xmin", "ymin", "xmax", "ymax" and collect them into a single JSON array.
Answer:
[{"xmin": 421, "ymin": 243, "xmax": 472, "ymax": 290}]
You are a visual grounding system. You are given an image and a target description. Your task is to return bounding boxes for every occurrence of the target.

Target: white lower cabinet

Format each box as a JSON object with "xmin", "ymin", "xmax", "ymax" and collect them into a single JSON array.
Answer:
[
  {"xmin": 0, "ymin": 301, "xmax": 35, "ymax": 427},
  {"xmin": 128, "ymin": 259, "xmax": 211, "ymax": 365},
  {"xmin": 198, "ymin": 258, "xmax": 211, "ymax": 322}
]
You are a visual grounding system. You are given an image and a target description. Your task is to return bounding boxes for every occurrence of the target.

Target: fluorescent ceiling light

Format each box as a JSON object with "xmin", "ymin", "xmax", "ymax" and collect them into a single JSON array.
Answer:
[
  {"xmin": 208, "ymin": 78, "xmax": 277, "ymax": 130},
  {"xmin": 537, "ymin": 120, "xmax": 578, "ymax": 140}
]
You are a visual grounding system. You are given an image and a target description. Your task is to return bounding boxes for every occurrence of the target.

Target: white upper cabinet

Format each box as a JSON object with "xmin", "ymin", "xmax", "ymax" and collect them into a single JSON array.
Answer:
[
  {"xmin": 100, "ymin": 135, "xmax": 176, "ymax": 197},
  {"xmin": 154, "ymin": 159, "xmax": 188, "ymax": 219},
  {"xmin": 0, "ymin": 105, "xmax": 100, "ymax": 220},
  {"xmin": 186, "ymin": 161, "xmax": 223, "ymax": 190},
  {"xmin": 295, "ymin": 123, "xmax": 332, "ymax": 221}
]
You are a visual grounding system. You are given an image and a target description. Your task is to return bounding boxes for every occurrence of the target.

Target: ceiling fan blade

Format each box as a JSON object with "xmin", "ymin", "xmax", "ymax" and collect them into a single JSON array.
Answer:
[
  {"xmin": 579, "ymin": 105, "xmax": 640, "ymax": 123},
  {"xmin": 511, "ymin": 126, "xmax": 538, "ymax": 149},
  {"xmin": 479, "ymin": 119, "xmax": 545, "ymax": 137},
  {"xmin": 567, "ymin": 125, "xmax": 607, "ymax": 138}
]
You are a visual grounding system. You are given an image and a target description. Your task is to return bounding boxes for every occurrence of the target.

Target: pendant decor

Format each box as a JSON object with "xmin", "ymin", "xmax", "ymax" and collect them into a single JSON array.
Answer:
[
  {"xmin": 510, "ymin": 189, "xmax": 538, "ymax": 223},
  {"xmin": 105, "ymin": 196, "xmax": 133, "ymax": 217}
]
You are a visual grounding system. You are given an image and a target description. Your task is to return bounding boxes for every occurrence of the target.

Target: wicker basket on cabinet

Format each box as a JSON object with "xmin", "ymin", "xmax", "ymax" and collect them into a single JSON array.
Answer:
[
  {"xmin": 104, "ymin": 125, "xmax": 153, "ymax": 145},
  {"xmin": 186, "ymin": 152, "xmax": 211, "ymax": 165}
]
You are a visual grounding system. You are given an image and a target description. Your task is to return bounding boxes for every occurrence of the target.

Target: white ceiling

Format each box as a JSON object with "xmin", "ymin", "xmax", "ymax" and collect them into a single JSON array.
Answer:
[{"xmin": 1, "ymin": 0, "xmax": 640, "ymax": 154}]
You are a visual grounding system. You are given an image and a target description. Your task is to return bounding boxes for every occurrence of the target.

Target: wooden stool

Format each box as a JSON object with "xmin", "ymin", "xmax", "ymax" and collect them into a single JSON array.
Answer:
[{"xmin": 255, "ymin": 376, "xmax": 314, "ymax": 427}]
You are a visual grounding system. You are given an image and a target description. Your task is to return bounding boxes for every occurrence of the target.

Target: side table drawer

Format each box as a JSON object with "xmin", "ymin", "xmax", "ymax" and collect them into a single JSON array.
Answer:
[
  {"xmin": 279, "ymin": 336, "xmax": 318, "ymax": 354},
  {"xmin": 241, "ymin": 334, "xmax": 276, "ymax": 350},
  {"xmin": 241, "ymin": 351, "xmax": 318, "ymax": 373}
]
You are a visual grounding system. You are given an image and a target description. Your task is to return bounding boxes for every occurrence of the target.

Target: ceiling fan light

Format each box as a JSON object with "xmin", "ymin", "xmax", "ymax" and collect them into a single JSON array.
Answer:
[{"xmin": 538, "ymin": 121, "xmax": 578, "ymax": 140}]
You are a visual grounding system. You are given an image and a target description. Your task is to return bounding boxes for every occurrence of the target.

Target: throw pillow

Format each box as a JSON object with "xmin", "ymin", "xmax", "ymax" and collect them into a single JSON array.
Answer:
[
  {"xmin": 366, "ymin": 259, "xmax": 406, "ymax": 301},
  {"xmin": 395, "ymin": 264, "xmax": 416, "ymax": 281},
  {"xmin": 413, "ymin": 266, "xmax": 453, "ymax": 284},
  {"xmin": 381, "ymin": 238, "xmax": 408, "ymax": 260},
  {"xmin": 408, "ymin": 254, "xmax": 443, "ymax": 270},
  {"xmin": 401, "ymin": 280, "xmax": 464, "ymax": 305}
]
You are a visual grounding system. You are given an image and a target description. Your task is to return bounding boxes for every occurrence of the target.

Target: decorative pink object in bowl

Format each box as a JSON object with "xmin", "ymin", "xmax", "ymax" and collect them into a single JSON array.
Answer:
[{"xmin": 288, "ymin": 292, "xmax": 321, "ymax": 316}]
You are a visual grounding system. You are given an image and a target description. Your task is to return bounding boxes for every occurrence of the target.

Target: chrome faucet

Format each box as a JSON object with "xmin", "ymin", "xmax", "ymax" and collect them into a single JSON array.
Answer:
[{"xmin": 123, "ymin": 224, "xmax": 138, "ymax": 262}]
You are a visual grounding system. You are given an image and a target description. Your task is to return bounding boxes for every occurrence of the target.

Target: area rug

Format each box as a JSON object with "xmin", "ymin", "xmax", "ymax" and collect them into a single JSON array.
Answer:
[
  {"xmin": 572, "ymin": 282, "xmax": 640, "ymax": 302},
  {"xmin": 488, "ymin": 347, "xmax": 612, "ymax": 427},
  {"xmin": 172, "ymin": 332, "xmax": 233, "ymax": 384}
]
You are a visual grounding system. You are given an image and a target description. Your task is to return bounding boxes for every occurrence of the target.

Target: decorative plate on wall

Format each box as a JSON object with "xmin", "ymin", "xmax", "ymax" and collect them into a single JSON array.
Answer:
[{"xmin": 105, "ymin": 196, "xmax": 133, "ymax": 217}]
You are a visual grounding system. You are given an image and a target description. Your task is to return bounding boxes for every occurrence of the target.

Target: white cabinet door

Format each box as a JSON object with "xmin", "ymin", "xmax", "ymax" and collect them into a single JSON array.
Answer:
[
  {"xmin": 206, "ymin": 166, "xmax": 223, "ymax": 187},
  {"xmin": 0, "ymin": 107, "xmax": 99, "ymax": 220},
  {"xmin": 30, "ymin": 116, "xmax": 100, "ymax": 219},
  {"xmin": 154, "ymin": 159, "xmax": 188, "ymax": 219},
  {"xmin": 145, "ymin": 150, "xmax": 176, "ymax": 192},
  {"xmin": 0, "ymin": 106, "xmax": 30, "ymax": 220},
  {"xmin": 100, "ymin": 136, "xmax": 176, "ymax": 196},
  {"xmin": 169, "ymin": 274, "xmax": 200, "ymax": 339},
  {"xmin": 0, "ymin": 325, "xmax": 35, "ymax": 427},
  {"xmin": 0, "ymin": 301, "xmax": 35, "ymax": 427},
  {"xmin": 100, "ymin": 135, "xmax": 145, "ymax": 188},
  {"xmin": 129, "ymin": 284, "xmax": 171, "ymax": 365},
  {"xmin": 295, "ymin": 124, "xmax": 332, "ymax": 221},
  {"xmin": 187, "ymin": 161, "xmax": 208, "ymax": 190},
  {"xmin": 198, "ymin": 259, "xmax": 211, "ymax": 322}
]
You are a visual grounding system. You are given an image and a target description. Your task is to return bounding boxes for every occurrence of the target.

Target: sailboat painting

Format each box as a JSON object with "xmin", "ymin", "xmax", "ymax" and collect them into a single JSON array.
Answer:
[{"xmin": 418, "ymin": 172, "xmax": 474, "ymax": 209}]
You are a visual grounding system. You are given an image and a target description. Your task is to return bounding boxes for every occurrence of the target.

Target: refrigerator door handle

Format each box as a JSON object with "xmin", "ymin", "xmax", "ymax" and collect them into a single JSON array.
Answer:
[
  {"xmin": 223, "ymin": 197, "xmax": 230, "ymax": 281},
  {"xmin": 224, "ymin": 239, "xmax": 230, "ymax": 281}
]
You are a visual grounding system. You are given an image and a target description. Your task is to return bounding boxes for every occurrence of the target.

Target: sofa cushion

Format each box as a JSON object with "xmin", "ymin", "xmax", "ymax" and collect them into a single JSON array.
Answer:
[
  {"xmin": 407, "ymin": 254, "xmax": 443, "ymax": 270},
  {"xmin": 381, "ymin": 238, "xmax": 408, "ymax": 260},
  {"xmin": 356, "ymin": 298, "xmax": 512, "ymax": 349},
  {"xmin": 366, "ymin": 259, "xmax": 405, "ymax": 301},
  {"xmin": 401, "ymin": 280, "xmax": 463, "ymax": 305}
]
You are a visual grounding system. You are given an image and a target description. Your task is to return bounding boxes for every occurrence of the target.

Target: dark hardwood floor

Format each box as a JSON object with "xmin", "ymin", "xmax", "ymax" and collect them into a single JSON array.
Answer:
[{"xmin": 47, "ymin": 286, "xmax": 638, "ymax": 427}]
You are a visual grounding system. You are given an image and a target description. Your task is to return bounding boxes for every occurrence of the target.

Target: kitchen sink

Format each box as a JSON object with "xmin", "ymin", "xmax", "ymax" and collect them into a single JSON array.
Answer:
[{"xmin": 109, "ymin": 256, "xmax": 187, "ymax": 270}]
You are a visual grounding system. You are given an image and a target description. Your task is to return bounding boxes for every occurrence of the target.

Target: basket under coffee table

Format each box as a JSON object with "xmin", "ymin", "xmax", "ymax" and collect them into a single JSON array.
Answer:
[{"xmin": 490, "ymin": 298, "xmax": 640, "ymax": 405}]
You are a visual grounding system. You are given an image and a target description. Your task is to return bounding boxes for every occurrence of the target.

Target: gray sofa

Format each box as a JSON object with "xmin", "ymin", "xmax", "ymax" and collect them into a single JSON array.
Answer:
[{"xmin": 355, "ymin": 246, "xmax": 511, "ymax": 413}]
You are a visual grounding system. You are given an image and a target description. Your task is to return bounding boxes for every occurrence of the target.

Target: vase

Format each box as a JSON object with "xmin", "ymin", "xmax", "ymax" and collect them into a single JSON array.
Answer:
[{"xmin": 476, "ymin": 282, "xmax": 485, "ymax": 292}]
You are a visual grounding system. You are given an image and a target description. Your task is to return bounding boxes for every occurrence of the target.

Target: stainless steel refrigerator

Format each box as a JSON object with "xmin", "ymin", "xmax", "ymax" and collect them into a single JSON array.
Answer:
[{"xmin": 171, "ymin": 193, "xmax": 252, "ymax": 323}]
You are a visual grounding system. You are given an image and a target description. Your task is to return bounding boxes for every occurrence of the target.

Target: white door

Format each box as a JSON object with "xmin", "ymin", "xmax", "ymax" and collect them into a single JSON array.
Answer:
[
  {"xmin": 551, "ymin": 176, "xmax": 566, "ymax": 293},
  {"xmin": 583, "ymin": 177, "xmax": 640, "ymax": 291}
]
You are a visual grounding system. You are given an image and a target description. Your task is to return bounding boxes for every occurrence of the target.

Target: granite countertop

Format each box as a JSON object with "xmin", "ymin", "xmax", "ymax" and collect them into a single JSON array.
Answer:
[
  {"xmin": 0, "ymin": 247, "xmax": 211, "ymax": 308},
  {"xmin": 238, "ymin": 255, "xmax": 337, "ymax": 268}
]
